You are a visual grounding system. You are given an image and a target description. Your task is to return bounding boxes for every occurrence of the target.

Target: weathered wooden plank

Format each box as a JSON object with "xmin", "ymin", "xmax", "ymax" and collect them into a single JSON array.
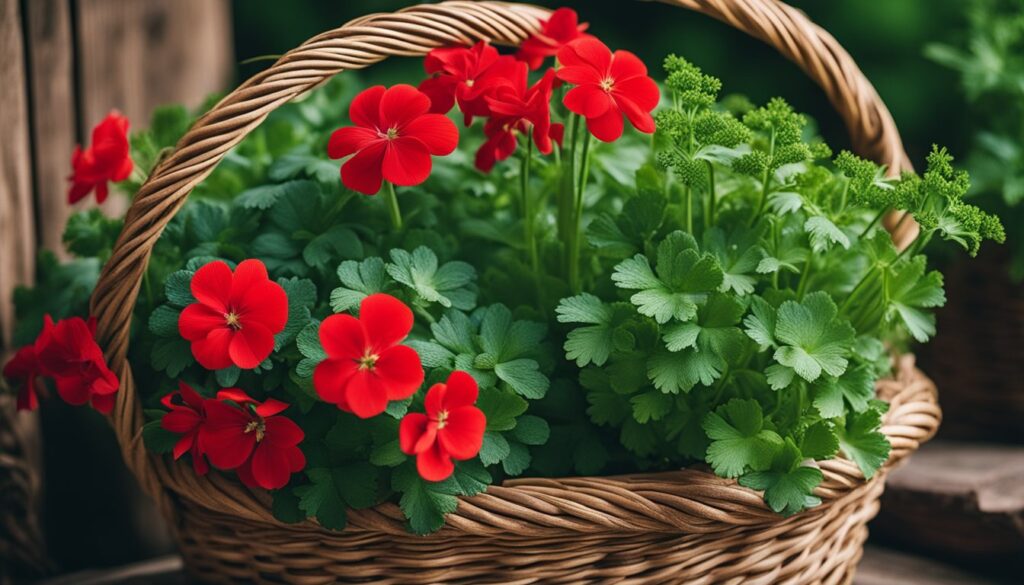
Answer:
[
  {"xmin": 75, "ymin": 0, "xmax": 233, "ymax": 131},
  {"xmin": 873, "ymin": 441, "xmax": 1024, "ymax": 562},
  {"xmin": 854, "ymin": 546, "xmax": 1007, "ymax": 585},
  {"xmin": 0, "ymin": 0, "xmax": 38, "ymax": 348},
  {"xmin": 25, "ymin": 0, "xmax": 78, "ymax": 255}
]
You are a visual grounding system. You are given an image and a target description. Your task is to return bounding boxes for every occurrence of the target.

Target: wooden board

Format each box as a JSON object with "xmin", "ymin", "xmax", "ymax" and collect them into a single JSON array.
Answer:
[
  {"xmin": 0, "ymin": 0, "xmax": 38, "ymax": 347},
  {"xmin": 873, "ymin": 441, "xmax": 1024, "ymax": 564},
  {"xmin": 25, "ymin": 0, "xmax": 79, "ymax": 255}
]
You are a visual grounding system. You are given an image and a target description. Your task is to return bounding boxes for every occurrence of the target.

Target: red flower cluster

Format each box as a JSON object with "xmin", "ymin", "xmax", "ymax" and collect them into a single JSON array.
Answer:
[
  {"xmin": 515, "ymin": 7, "xmax": 593, "ymax": 70},
  {"xmin": 314, "ymin": 294, "xmax": 424, "ymax": 419},
  {"xmin": 3, "ymin": 315, "xmax": 119, "ymax": 413},
  {"xmin": 412, "ymin": 8, "xmax": 657, "ymax": 173},
  {"xmin": 179, "ymin": 259, "xmax": 288, "ymax": 371},
  {"xmin": 400, "ymin": 371, "xmax": 486, "ymax": 482},
  {"xmin": 68, "ymin": 111, "xmax": 133, "ymax": 204},
  {"xmin": 160, "ymin": 385, "xmax": 305, "ymax": 490},
  {"xmin": 556, "ymin": 38, "xmax": 659, "ymax": 142},
  {"xmin": 328, "ymin": 85, "xmax": 459, "ymax": 195}
]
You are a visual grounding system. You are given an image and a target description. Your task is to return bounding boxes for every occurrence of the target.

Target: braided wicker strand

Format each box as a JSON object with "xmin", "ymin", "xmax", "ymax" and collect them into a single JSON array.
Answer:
[{"xmin": 85, "ymin": 1, "xmax": 939, "ymax": 582}]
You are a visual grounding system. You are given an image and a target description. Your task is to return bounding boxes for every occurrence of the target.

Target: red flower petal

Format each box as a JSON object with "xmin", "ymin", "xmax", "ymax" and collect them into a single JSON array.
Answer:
[
  {"xmin": 236, "ymin": 281, "xmax": 288, "ymax": 333},
  {"xmin": 563, "ymin": 85, "xmax": 613, "ymax": 119},
  {"xmin": 190, "ymin": 261, "xmax": 232, "ymax": 312},
  {"xmin": 230, "ymin": 259, "xmax": 269, "ymax": 298},
  {"xmin": 202, "ymin": 401, "xmax": 256, "ymax": 469},
  {"xmin": 615, "ymin": 95, "xmax": 656, "ymax": 134},
  {"xmin": 438, "ymin": 406, "xmax": 486, "ymax": 460},
  {"xmin": 162, "ymin": 408, "xmax": 202, "ymax": 434},
  {"xmin": 360, "ymin": 293, "xmax": 414, "ymax": 351},
  {"xmin": 615, "ymin": 75, "xmax": 661, "ymax": 111},
  {"xmin": 416, "ymin": 441, "xmax": 455, "ymax": 482},
  {"xmin": 424, "ymin": 382, "xmax": 445, "ymax": 419},
  {"xmin": 191, "ymin": 328, "xmax": 235, "ymax": 370},
  {"xmin": 262, "ymin": 415, "xmax": 304, "ymax": 447},
  {"xmin": 441, "ymin": 370, "xmax": 478, "ymax": 408},
  {"xmin": 375, "ymin": 344, "xmax": 424, "ymax": 401},
  {"xmin": 249, "ymin": 443, "xmax": 297, "ymax": 489},
  {"xmin": 313, "ymin": 358, "xmax": 357, "ymax": 407},
  {"xmin": 399, "ymin": 412, "xmax": 430, "ymax": 454},
  {"xmin": 558, "ymin": 38, "xmax": 611, "ymax": 73},
  {"xmin": 319, "ymin": 314, "xmax": 366, "ymax": 359},
  {"xmin": 556, "ymin": 65, "xmax": 603, "ymax": 86},
  {"xmin": 382, "ymin": 138, "xmax": 432, "ymax": 187},
  {"xmin": 228, "ymin": 321, "xmax": 274, "ymax": 369},
  {"xmin": 418, "ymin": 75, "xmax": 458, "ymax": 114},
  {"xmin": 403, "ymin": 114, "xmax": 458, "ymax": 156},
  {"xmin": 343, "ymin": 369, "xmax": 389, "ymax": 419},
  {"xmin": 328, "ymin": 126, "xmax": 380, "ymax": 159},
  {"xmin": 610, "ymin": 50, "xmax": 649, "ymax": 81},
  {"xmin": 178, "ymin": 303, "xmax": 227, "ymax": 341},
  {"xmin": 587, "ymin": 107, "xmax": 626, "ymax": 143},
  {"xmin": 379, "ymin": 84, "xmax": 431, "ymax": 129},
  {"xmin": 349, "ymin": 85, "xmax": 386, "ymax": 128},
  {"xmin": 91, "ymin": 390, "xmax": 116, "ymax": 415},
  {"xmin": 341, "ymin": 140, "xmax": 386, "ymax": 195}
]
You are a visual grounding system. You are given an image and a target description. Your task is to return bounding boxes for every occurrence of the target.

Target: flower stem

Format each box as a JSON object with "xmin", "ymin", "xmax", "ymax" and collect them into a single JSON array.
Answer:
[
  {"xmin": 860, "ymin": 207, "xmax": 888, "ymax": 239},
  {"xmin": 521, "ymin": 137, "xmax": 539, "ymax": 280},
  {"xmin": 569, "ymin": 131, "xmax": 593, "ymax": 293},
  {"xmin": 683, "ymin": 185, "xmax": 693, "ymax": 234},
  {"xmin": 383, "ymin": 181, "xmax": 402, "ymax": 232},
  {"xmin": 795, "ymin": 255, "xmax": 813, "ymax": 300},
  {"xmin": 706, "ymin": 162, "xmax": 717, "ymax": 228}
]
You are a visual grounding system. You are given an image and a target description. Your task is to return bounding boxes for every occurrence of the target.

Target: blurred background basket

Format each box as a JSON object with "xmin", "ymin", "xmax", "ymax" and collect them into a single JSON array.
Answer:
[{"xmin": 83, "ymin": 0, "xmax": 940, "ymax": 582}]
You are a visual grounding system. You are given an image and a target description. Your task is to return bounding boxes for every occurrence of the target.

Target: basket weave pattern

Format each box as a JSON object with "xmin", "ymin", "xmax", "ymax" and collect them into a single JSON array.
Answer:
[{"xmin": 87, "ymin": 1, "xmax": 940, "ymax": 583}]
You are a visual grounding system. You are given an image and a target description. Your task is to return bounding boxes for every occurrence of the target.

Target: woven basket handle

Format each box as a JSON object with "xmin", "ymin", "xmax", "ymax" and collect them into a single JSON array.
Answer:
[{"xmin": 89, "ymin": 0, "xmax": 922, "ymax": 498}]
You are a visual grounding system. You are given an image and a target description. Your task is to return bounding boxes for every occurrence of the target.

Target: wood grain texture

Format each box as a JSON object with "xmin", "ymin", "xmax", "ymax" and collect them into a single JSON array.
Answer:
[
  {"xmin": 25, "ymin": 0, "xmax": 78, "ymax": 256},
  {"xmin": 0, "ymin": 0, "xmax": 37, "ymax": 348},
  {"xmin": 75, "ymin": 0, "xmax": 233, "ymax": 131}
]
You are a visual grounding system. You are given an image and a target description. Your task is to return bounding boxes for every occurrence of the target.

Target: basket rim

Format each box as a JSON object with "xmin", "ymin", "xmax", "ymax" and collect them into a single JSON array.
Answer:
[{"xmin": 87, "ymin": 0, "xmax": 935, "ymax": 538}]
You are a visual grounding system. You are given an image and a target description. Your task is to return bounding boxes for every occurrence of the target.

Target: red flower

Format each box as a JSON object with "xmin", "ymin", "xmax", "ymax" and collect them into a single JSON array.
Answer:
[
  {"xmin": 476, "ymin": 66, "xmax": 564, "ymax": 172},
  {"xmin": 3, "ymin": 345, "xmax": 42, "ymax": 411},
  {"xmin": 68, "ymin": 111, "xmax": 133, "ymax": 204},
  {"xmin": 556, "ymin": 38, "xmax": 660, "ymax": 142},
  {"xmin": 399, "ymin": 371, "xmax": 486, "ymax": 482},
  {"xmin": 161, "ymin": 382, "xmax": 209, "ymax": 475},
  {"xmin": 419, "ymin": 42, "xmax": 520, "ymax": 125},
  {"xmin": 201, "ymin": 389, "xmax": 305, "ymax": 490},
  {"xmin": 327, "ymin": 85, "xmax": 459, "ymax": 195},
  {"xmin": 314, "ymin": 293, "xmax": 424, "ymax": 419},
  {"xmin": 34, "ymin": 315, "xmax": 119, "ymax": 414},
  {"xmin": 516, "ymin": 7, "xmax": 593, "ymax": 70},
  {"xmin": 178, "ymin": 259, "xmax": 288, "ymax": 371}
]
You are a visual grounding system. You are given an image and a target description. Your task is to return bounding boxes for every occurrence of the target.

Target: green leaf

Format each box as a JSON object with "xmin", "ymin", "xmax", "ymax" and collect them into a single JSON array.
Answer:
[
  {"xmin": 647, "ymin": 349, "xmax": 722, "ymax": 394},
  {"xmin": 142, "ymin": 419, "xmax": 178, "ymax": 454},
  {"xmin": 369, "ymin": 440, "xmax": 407, "ymax": 467},
  {"xmin": 813, "ymin": 366, "xmax": 874, "ymax": 417},
  {"xmin": 269, "ymin": 153, "xmax": 341, "ymax": 184},
  {"xmin": 164, "ymin": 270, "xmax": 195, "ymax": 307},
  {"xmin": 62, "ymin": 209, "xmax": 123, "ymax": 259},
  {"xmin": 493, "ymin": 359, "xmax": 548, "ymax": 399},
  {"xmin": 479, "ymin": 431, "xmax": 511, "ymax": 465},
  {"xmin": 388, "ymin": 246, "xmax": 476, "ymax": 310},
  {"xmin": 215, "ymin": 366, "xmax": 241, "ymax": 387},
  {"xmin": 612, "ymin": 231, "xmax": 723, "ymax": 324},
  {"xmin": 804, "ymin": 216, "xmax": 850, "ymax": 252},
  {"xmin": 887, "ymin": 256, "xmax": 945, "ymax": 342},
  {"xmin": 800, "ymin": 421, "xmax": 839, "ymax": 460},
  {"xmin": 510, "ymin": 415, "xmax": 550, "ymax": 445},
  {"xmin": 557, "ymin": 294, "xmax": 615, "ymax": 367},
  {"xmin": 772, "ymin": 292, "xmax": 855, "ymax": 383},
  {"xmin": 502, "ymin": 441, "xmax": 532, "ymax": 476},
  {"xmin": 631, "ymin": 390, "xmax": 673, "ymax": 423},
  {"xmin": 271, "ymin": 488, "xmax": 305, "ymax": 524},
  {"xmin": 296, "ymin": 320, "xmax": 326, "ymax": 378},
  {"xmin": 437, "ymin": 460, "xmax": 491, "ymax": 497},
  {"xmin": 477, "ymin": 387, "xmax": 528, "ymax": 431},
  {"xmin": 838, "ymin": 408, "xmax": 891, "ymax": 479},
  {"xmin": 296, "ymin": 464, "xmax": 381, "ymax": 531},
  {"xmin": 703, "ymin": 398, "xmax": 783, "ymax": 477},
  {"xmin": 703, "ymin": 226, "xmax": 765, "ymax": 296},
  {"xmin": 393, "ymin": 465, "xmax": 459, "ymax": 535},
  {"xmin": 148, "ymin": 305, "xmax": 181, "ymax": 337},
  {"xmin": 330, "ymin": 257, "xmax": 390, "ymax": 314},
  {"xmin": 739, "ymin": 440, "xmax": 823, "ymax": 516},
  {"xmin": 276, "ymin": 277, "xmax": 317, "ymax": 350},
  {"xmin": 303, "ymin": 225, "xmax": 363, "ymax": 269},
  {"xmin": 236, "ymin": 180, "xmax": 319, "ymax": 210},
  {"xmin": 743, "ymin": 296, "xmax": 777, "ymax": 349},
  {"xmin": 151, "ymin": 337, "xmax": 194, "ymax": 377}
]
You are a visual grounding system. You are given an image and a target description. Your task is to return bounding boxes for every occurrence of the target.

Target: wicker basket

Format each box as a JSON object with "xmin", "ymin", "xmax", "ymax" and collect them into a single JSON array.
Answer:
[{"xmin": 88, "ymin": 1, "xmax": 941, "ymax": 583}]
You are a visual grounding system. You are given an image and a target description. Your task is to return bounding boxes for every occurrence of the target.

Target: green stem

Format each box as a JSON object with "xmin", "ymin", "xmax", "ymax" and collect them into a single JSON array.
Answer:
[
  {"xmin": 383, "ymin": 182, "xmax": 402, "ymax": 232},
  {"xmin": 569, "ymin": 131, "xmax": 593, "ymax": 293},
  {"xmin": 860, "ymin": 208, "xmax": 888, "ymax": 239},
  {"xmin": 683, "ymin": 185, "xmax": 693, "ymax": 234},
  {"xmin": 795, "ymin": 256, "xmax": 813, "ymax": 300},
  {"xmin": 521, "ymin": 137, "xmax": 539, "ymax": 280},
  {"xmin": 706, "ymin": 162, "xmax": 717, "ymax": 228},
  {"xmin": 839, "ymin": 266, "xmax": 880, "ymax": 315}
]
